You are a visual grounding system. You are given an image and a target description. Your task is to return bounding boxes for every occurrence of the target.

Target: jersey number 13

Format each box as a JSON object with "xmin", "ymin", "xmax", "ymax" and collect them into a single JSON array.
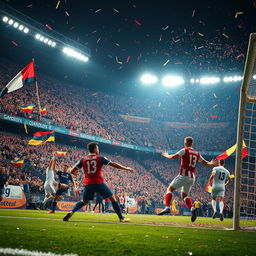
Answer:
[{"xmin": 86, "ymin": 160, "xmax": 97, "ymax": 174}]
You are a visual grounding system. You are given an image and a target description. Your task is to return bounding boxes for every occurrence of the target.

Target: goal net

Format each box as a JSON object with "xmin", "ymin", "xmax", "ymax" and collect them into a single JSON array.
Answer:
[{"xmin": 233, "ymin": 33, "xmax": 256, "ymax": 230}]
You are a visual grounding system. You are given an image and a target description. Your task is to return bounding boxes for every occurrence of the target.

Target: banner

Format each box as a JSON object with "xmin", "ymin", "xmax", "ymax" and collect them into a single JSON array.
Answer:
[
  {"xmin": 0, "ymin": 185, "xmax": 26, "ymax": 209},
  {"xmin": 120, "ymin": 114, "xmax": 151, "ymax": 123},
  {"xmin": 57, "ymin": 201, "xmax": 85, "ymax": 211},
  {"xmin": 165, "ymin": 122, "xmax": 228, "ymax": 129}
]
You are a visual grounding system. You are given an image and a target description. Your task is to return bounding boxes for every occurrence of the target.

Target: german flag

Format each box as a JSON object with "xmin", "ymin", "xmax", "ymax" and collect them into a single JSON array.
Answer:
[
  {"xmin": 10, "ymin": 160, "xmax": 24, "ymax": 167},
  {"xmin": 20, "ymin": 104, "xmax": 34, "ymax": 113},
  {"xmin": 216, "ymin": 141, "xmax": 248, "ymax": 160},
  {"xmin": 40, "ymin": 106, "xmax": 47, "ymax": 115},
  {"xmin": 56, "ymin": 151, "xmax": 67, "ymax": 157},
  {"xmin": 28, "ymin": 130, "xmax": 55, "ymax": 145}
]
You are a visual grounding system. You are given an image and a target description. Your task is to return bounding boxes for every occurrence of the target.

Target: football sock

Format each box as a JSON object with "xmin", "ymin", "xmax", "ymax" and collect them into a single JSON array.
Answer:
[
  {"xmin": 211, "ymin": 200, "xmax": 217, "ymax": 213},
  {"xmin": 165, "ymin": 192, "xmax": 172, "ymax": 207},
  {"xmin": 219, "ymin": 201, "xmax": 224, "ymax": 214},
  {"xmin": 112, "ymin": 201, "xmax": 123, "ymax": 219},
  {"xmin": 52, "ymin": 201, "xmax": 57, "ymax": 211},
  {"xmin": 184, "ymin": 197, "xmax": 193, "ymax": 209},
  {"xmin": 43, "ymin": 196, "xmax": 53, "ymax": 204},
  {"xmin": 72, "ymin": 201, "xmax": 85, "ymax": 213}
]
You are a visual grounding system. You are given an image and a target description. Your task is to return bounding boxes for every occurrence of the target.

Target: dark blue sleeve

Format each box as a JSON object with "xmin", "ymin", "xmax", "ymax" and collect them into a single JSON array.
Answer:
[
  {"xmin": 68, "ymin": 173, "xmax": 74, "ymax": 182},
  {"xmin": 101, "ymin": 156, "xmax": 111, "ymax": 165},
  {"xmin": 75, "ymin": 159, "xmax": 83, "ymax": 169},
  {"xmin": 57, "ymin": 170, "xmax": 61, "ymax": 175}
]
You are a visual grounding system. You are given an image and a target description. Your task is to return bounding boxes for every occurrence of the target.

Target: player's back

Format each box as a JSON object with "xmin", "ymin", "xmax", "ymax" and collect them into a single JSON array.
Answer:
[
  {"xmin": 45, "ymin": 167, "xmax": 55, "ymax": 184},
  {"xmin": 212, "ymin": 166, "xmax": 230, "ymax": 187},
  {"xmin": 57, "ymin": 170, "xmax": 72, "ymax": 185}
]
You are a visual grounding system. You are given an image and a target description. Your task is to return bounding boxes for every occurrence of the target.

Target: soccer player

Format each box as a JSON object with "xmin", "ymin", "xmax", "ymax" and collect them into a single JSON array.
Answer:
[
  {"xmin": 49, "ymin": 162, "xmax": 77, "ymax": 214},
  {"xmin": 0, "ymin": 166, "xmax": 8, "ymax": 202},
  {"xmin": 42, "ymin": 152, "xmax": 57, "ymax": 206},
  {"xmin": 208, "ymin": 159, "xmax": 231, "ymax": 221},
  {"xmin": 63, "ymin": 142, "xmax": 135, "ymax": 222},
  {"xmin": 158, "ymin": 136, "xmax": 218, "ymax": 222}
]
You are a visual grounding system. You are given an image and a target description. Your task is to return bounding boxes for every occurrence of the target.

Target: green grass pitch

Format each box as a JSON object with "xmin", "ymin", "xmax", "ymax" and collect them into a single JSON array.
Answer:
[{"xmin": 0, "ymin": 209, "xmax": 255, "ymax": 256}]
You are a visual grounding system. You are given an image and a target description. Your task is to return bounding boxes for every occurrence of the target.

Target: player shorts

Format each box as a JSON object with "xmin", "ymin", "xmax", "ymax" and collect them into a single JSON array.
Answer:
[
  {"xmin": 170, "ymin": 175, "xmax": 195, "ymax": 195},
  {"xmin": 44, "ymin": 183, "xmax": 56, "ymax": 195},
  {"xmin": 211, "ymin": 186, "xmax": 225, "ymax": 197},
  {"xmin": 83, "ymin": 183, "xmax": 113, "ymax": 201}
]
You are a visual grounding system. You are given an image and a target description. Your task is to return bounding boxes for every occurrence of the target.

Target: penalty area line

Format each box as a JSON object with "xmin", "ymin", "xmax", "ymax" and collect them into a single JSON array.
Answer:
[{"xmin": 0, "ymin": 248, "xmax": 78, "ymax": 256}]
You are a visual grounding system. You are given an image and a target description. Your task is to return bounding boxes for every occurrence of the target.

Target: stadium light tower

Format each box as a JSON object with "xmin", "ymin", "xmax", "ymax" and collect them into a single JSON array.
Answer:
[
  {"xmin": 140, "ymin": 74, "xmax": 158, "ymax": 85},
  {"xmin": 162, "ymin": 75, "xmax": 184, "ymax": 87},
  {"xmin": 0, "ymin": 2, "xmax": 91, "ymax": 62}
]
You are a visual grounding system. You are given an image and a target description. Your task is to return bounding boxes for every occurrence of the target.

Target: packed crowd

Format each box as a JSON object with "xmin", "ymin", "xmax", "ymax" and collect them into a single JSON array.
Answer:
[{"xmin": 0, "ymin": 59, "xmax": 239, "ymax": 151}]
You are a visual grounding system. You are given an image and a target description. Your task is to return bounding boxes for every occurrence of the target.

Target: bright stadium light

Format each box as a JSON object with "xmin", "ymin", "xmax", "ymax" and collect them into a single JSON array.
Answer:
[
  {"xmin": 18, "ymin": 24, "xmax": 24, "ymax": 31},
  {"xmin": 35, "ymin": 34, "xmax": 40, "ymax": 39},
  {"xmin": 39, "ymin": 36, "xmax": 44, "ymax": 41},
  {"xmin": 140, "ymin": 74, "xmax": 158, "ymax": 85},
  {"xmin": 2, "ymin": 16, "xmax": 8, "ymax": 22},
  {"xmin": 253, "ymin": 75, "xmax": 256, "ymax": 80},
  {"xmin": 51, "ymin": 42, "xmax": 56, "ymax": 47},
  {"xmin": 190, "ymin": 79, "xmax": 195, "ymax": 84},
  {"xmin": 8, "ymin": 19, "xmax": 14, "ymax": 25},
  {"xmin": 13, "ymin": 22, "xmax": 19, "ymax": 28},
  {"xmin": 162, "ymin": 75, "xmax": 184, "ymax": 87},
  {"xmin": 23, "ymin": 27, "xmax": 29, "ymax": 33},
  {"xmin": 200, "ymin": 77, "xmax": 220, "ymax": 84},
  {"xmin": 62, "ymin": 46, "xmax": 89, "ymax": 62}
]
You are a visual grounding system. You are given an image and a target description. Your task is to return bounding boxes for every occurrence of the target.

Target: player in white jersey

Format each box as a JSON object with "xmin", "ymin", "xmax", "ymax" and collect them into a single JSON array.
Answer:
[
  {"xmin": 42, "ymin": 152, "xmax": 57, "ymax": 205},
  {"xmin": 208, "ymin": 159, "xmax": 231, "ymax": 221}
]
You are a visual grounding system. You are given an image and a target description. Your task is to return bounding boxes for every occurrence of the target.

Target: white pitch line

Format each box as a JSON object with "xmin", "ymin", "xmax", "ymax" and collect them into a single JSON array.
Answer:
[{"xmin": 0, "ymin": 248, "xmax": 78, "ymax": 256}]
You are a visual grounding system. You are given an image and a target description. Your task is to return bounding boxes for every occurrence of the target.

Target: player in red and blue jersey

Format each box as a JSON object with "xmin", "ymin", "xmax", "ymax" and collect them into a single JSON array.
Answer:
[{"xmin": 63, "ymin": 142, "xmax": 135, "ymax": 222}]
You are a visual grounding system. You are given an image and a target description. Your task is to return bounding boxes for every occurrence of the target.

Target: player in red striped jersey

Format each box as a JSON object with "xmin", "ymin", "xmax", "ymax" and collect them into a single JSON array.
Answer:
[{"xmin": 158, "ymin": 136, "xmax": 218, "ymax": 222}]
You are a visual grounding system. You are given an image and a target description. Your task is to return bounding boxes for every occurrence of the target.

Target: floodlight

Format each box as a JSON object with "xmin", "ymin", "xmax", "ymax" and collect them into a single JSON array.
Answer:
[
  {"xmin": 18, "ymin": 25, "xmax": 24, "ymax": 31},
  {"xmin": 162, "ymin": 75, "xmax": 184, "ymax": 87},
  {"xmin": 13, "ymin": 22, "xmax": 19, "ymax": 28},
  {"xmin": 190, "ymin": 79, "xmax": 195, "ymax": 83},
  {"xmin": 23, "ymin": 27, "xmax": 29, "ymax": 33},
  {"xmin": 51, "ymin": 42, "xmax": 56, "ymax": 47},
  {"xmin": 141, "ymin": 74, "xmax": 158, "ymax": 85},
  {"xmin": 35, "ymin": 34, "xmax": 40, "ymax": 39},
  {"xmin": 2, "ymin": 16, "xmax": 8, "ymax": 22},
  {"xmin": 8, "ymin": 19, "xmax": 14, "ymax": 25}
]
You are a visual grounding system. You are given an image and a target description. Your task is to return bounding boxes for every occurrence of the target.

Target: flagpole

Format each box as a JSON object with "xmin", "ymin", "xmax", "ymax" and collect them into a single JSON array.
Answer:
[{"xmin": 33, "ymin": 58, "xmax": 42, "ymax": 120}]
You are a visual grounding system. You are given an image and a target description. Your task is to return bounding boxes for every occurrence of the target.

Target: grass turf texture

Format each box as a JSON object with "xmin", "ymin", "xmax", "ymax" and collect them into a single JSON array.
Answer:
[{"xmin": 0, "ymin": 209, "xmax": 255, "ymax": 256}]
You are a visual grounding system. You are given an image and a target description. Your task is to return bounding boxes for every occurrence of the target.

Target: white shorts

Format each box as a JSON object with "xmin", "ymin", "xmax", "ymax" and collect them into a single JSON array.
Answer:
[
  {"xmin": 211, "ymin": 186, "xmax": 225, "ymax": 197},
  {"xmin": 44, "ymin": 183, "xmax": 55, "ymax": 195},
  {"xmin": 170, "ymin": 175, "xmax": 195, "ymax": 195}
]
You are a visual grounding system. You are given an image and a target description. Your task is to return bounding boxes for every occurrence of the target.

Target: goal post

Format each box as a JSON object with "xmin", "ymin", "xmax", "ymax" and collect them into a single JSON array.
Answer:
[{"xmin": 233, "ymin": 33, "xmax": 256, "ymax": 230}]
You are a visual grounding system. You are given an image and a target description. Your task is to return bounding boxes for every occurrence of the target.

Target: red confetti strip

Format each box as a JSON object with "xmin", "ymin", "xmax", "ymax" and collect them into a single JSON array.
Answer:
[
  {"xmin": 134, "ymin": 20, "xmax": 142, "ymax": 25},
  {"xmin": 210, "ymin": 115, "xmax": 218, "ymax": 118},
  {"xmin": 174, "ymin": 62, "xmax": 183, "ymax": 65},
  {"xmin": 11, "ymin": 41, "xmax": 18, "ymax": 46},
  {"xmin": 46, "ymin": 24, "xmax": 53, "ymax": 30},
  {"xmin": 126, "ymin": 56, "xmax": 131, "ymax": 63},
  {"xmin": 192, "ymin": 9, "xmax": 195, "ymax": 17}
]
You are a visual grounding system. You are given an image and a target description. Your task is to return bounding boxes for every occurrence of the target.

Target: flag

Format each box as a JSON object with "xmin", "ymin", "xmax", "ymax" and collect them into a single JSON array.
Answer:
[
  {"xmin": 40, "ymin": 106, "xmax": 47, "ymax": 115},
  {"xmin": 230, "ymin": 174, "xmax": 235, "ymax": 179},
  {"xmin": 10, "ymin": 160, "xmax": 24, "ymax": 167},
  {"xmin": 205, "ymin": 184, "xmax": 212, "ymax": 193},
  {"xmin": 24, "ymin": 123, "xmax": 28, "ymax": 134},
  {"xmin": 216, "ymin": 141, "xmax": 248, "ymax": 160},
  {"xmin": 0, "ymin": 61, "xmax": 36, "ymax": 98},
  {"xmin": 28, "ymin": 130, "xmax": 55, "ymax": 145},
  {"xmin": 56, "ymin": 151, "xmax": 67, "ymax": 157},
  {"xmin": 20, "ymin": 104, "xmax": 34, "ymax": 113}
]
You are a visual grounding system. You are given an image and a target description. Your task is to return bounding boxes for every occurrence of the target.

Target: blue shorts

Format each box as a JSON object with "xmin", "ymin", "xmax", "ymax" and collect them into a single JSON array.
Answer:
[
  {"xmin": 83, "ymin": 183, "xmax": 113, "ymax": 201},
  {"xmin": 56, "ymin": 184, "xmax": 69, "ymax": 196}
]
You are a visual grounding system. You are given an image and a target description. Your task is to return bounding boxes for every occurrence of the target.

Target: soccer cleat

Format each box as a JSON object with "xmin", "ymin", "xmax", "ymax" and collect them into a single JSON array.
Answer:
[
  {"xmin": 191, "ymin": 208, "xmax": 197, "ymax": 222},
  {"xmin": 157, "ymin": 207, "xmax": 171, "ymax": 215},
  {"xmin": 48, "ymin": 210, "xmax": 55, "ymax": 214},
  {"xmin": 120, "ymin": 218, "xmax": 130, "ymax": 223},
  {"xmin": 63, "ymin": 212, "xmax": 73, "ymax": 222},
  {"xmin": 220, "ymin": 213, "xmax": 224, "ymax": 221},
  {"xmin": 212, "ymin": 212, "xmax": 217, "ymax": 219}
]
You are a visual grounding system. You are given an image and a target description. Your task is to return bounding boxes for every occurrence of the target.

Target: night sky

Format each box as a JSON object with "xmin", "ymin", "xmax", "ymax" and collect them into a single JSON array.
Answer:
[{"xmin": 0, "ymin": 0, "xmax": 255, "ymax": 94}]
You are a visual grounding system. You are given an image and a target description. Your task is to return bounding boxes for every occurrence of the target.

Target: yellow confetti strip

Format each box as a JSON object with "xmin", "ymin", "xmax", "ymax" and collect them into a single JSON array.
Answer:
[
  {"xmin": 56, "ymin": 0, "xmax": 60, "ymax": 9},
  {"xmin": 222, "ymin": 33, "xmax": 229, "ymax": 38},
  {"xmin": 163, "ymin": 60, "xmax": 170, "ymax": 66},
  {"xmin": 198, "ymin": 33, "xmax": 204, "ymax": 36},
  {"xmin": 235, "ymin": 12, "xmax": 244, "ymax": 18}
]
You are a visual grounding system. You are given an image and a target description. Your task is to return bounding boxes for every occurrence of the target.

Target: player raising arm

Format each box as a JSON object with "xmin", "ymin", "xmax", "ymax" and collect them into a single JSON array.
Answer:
[
  {"xmin": 63, "ymin": 142, "xmax": 135, "ymax": 223},
  {"xmin": 208, "ymin": 159, "xmax": 231, "ymax": 221},
  {"xmin": 42, "ymin": 152, "xmax": 57, "ymax": 206},
  {"xmin": 158, "ymin": 136, "xmax": 218, "ymax": 222}
]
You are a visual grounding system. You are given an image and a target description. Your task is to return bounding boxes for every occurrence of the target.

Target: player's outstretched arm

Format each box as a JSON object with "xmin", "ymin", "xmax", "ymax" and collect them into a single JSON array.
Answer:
[
  {"xmin": 162, "ymin": 151, "xmax": 180, "ymax": 159},
  {"xmin": 201, "ymin": 159, "xmax": 218, "ymax": 166},
  {"xmin": 70, "ymin": 166, "xmax": 79, "ymax": 176},
  {"xmin": 108, "ymin": 162, "xmax": 135, "ymax": 173}
]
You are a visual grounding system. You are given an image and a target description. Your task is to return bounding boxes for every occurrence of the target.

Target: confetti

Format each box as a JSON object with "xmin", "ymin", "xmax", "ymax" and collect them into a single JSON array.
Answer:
[
  {"xmin": 126, "ymin": 56, "xmax": 131, "ymax": 63},
  {"xmin": 222, "ymin": 33, "xmax": 229, "ymax": 38},
  {"xmin": 192, "ymin": 9, "xmax": 195, "ymax": 17},
  {"xmin": 11, "ymin": 41, "xmax": 18, "ymax": 46},
  {"xmin": 65, "ymin": 11, "xmax": 69, "ymax": 16},
  {"xmin": 162, "ymin": 25, "xmax": 169, "ymax": 30},
  {"xmin": 235, "ymin": 12, "xmax": 244, "ymax": 18},
  {"xmin": 213, "ymin": 93, "xmax": 217, "ymax": 98},
  {"xmin": 45, "ymin": 24, "xmax": 53, "ymax": 30},
  {"xmin": 95, "ymin": 9, "xmax": 102, "ymax": 13},
  {"xmin": 210, "ymin": 115, "xmax": 218, "ymax": 118},
  {"xmin": 163, "ymin": 60, "xmax": 170, "ymax": 66},
  {"xmin": 113, "ymin": 8, "xmax": 119, "ymax": 13},
  {"xmin": 56, "ymin": 0, "xmax": 60, "ymax": 9},
  {"xmin": 213, "ymin": 104, "xmax": 218, "ymax": 108},
  {"xmin": 236, "ymin": 53, "xmax": 244, "ymax": 59},
  {"xmin": 134, "ymin": 20, "xmax": 142, "ymax": 26},
  {"xmin": 198, "ymin": 33, "xmax": 204, "ymax": 36},
  {"xmin": 159, "ymin": 34, "xmax": 162, "ymax": 42},
  {"xmin": 158, "ymin": 103, "xmax": 161, "ymax": 107},
  {"xmin": 97, "ymin": 37, "xmax": 101, "ymax": 44},
  {"xmin": 27, "ymin": 4, "xmax": 33, "ymax": 8},
  {"xmin": 174, "ymin": 62, "xmax": 183, "ymax": 65}
]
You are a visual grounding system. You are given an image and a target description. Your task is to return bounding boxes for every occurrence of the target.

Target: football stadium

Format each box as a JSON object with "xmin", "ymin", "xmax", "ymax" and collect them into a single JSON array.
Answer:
[{"xmin": 0, "ymin": 0, "xmax": 256, "ymax": 255}]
